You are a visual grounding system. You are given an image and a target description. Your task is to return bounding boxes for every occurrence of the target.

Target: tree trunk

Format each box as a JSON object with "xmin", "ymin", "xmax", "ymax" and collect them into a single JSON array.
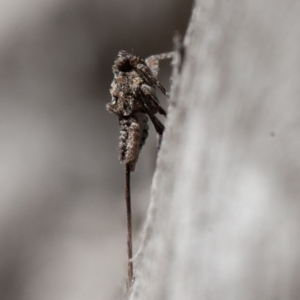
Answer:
[{"xmin": 130, "ymin": 1, "xmax": 300, "ymax": 299}]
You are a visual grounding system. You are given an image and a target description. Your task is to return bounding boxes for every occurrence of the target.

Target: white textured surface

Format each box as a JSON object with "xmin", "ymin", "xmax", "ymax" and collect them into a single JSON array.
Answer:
[{"xmin": 131, "ymin": 1, "xmax": 300, "ymax": 299}]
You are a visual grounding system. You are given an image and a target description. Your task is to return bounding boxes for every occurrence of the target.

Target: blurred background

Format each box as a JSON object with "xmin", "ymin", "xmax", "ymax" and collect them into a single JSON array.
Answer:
[{"xmin": 0, "ymin": 0, "xmax": 193, "ymax": 299}]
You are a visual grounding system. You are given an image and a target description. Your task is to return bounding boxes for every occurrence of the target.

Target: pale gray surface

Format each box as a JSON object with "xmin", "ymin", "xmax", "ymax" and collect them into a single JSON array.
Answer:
[{"xmin": 131, "ymin": 1, "xmax": 300, "ymax": 299}]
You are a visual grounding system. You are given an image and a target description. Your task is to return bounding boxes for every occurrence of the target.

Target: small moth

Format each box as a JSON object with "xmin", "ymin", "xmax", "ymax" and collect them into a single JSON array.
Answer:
[
  {"xmin": 106, "ymin": 50, "xmax": 172, "ymax": 171},
  {"xmin": 106, "ymin": 50, "xmax": 172, "ymax": 297}
]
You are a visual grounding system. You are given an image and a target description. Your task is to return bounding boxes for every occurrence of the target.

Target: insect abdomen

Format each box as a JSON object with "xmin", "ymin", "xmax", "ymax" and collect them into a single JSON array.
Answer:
[
  {"xmin": 118, "ymin": 113, "xmax": 150, "ymax": 172},
  {"xmin": 118, "ymin": 117, "xmax": 141, "ymax": 171}
]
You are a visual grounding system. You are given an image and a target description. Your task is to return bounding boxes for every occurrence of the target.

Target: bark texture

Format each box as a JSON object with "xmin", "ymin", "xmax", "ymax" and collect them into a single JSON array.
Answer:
[{"xmin": 130, "ymin": 1, "xmax": 300, "ymax": 299}]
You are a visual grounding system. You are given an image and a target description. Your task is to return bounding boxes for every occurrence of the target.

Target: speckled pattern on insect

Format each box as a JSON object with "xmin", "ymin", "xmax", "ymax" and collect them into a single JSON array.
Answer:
[{"xmin": 106, "ymin": 50, "xmax": 172, "ymax": 171}]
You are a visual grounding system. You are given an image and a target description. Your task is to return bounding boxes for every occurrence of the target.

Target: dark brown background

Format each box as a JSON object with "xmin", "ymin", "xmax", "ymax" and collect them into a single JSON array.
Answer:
[{"xmin": 0, "ymin": 1, "xmax": 193, "ymax": 299}]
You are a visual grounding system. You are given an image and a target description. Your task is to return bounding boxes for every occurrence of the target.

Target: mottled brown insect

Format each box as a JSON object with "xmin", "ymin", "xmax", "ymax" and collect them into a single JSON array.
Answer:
[
  {"xmin": 106, "ymin": 50, "xmax": 172, "ymax": 296},
  {"xmin": 106, "ymin": 50, "xmax": 172, "ymax": 171}
]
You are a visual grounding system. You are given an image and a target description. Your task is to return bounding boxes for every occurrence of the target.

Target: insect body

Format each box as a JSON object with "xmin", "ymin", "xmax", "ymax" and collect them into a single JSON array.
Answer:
[{"xmin": 106, "ymin": 50, "xmax": 171, "ymax": 171}]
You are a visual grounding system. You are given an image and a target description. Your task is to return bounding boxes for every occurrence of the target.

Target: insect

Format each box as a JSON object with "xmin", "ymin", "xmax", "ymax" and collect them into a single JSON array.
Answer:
[
  {"xmin": 106, "ymin": 50, "xmax": 172, "ymax": 297},
  {"xmin": 106, "ymin": 50, "xmax": 173, "ymax": 171}
]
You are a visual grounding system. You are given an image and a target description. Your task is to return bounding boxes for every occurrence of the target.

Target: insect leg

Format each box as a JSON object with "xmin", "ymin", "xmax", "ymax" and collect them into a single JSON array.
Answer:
[
  {"xmin": 142, "ymin": 107, "xmax": 165, "ymax": 149},
  {"xmin": 140, "ymin": 84, "xmax": 167, "ymax": 117},
  {"xmin": 136, "ymin": 64, "xmax": 169, "ymax": 99},
  {"xmin": 145, "ymin": 51, "xmax": 174, "ymax": 62},
  {"xmin": 145, "ymin": 52, "xmax": 174, "ymax": 78}
]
